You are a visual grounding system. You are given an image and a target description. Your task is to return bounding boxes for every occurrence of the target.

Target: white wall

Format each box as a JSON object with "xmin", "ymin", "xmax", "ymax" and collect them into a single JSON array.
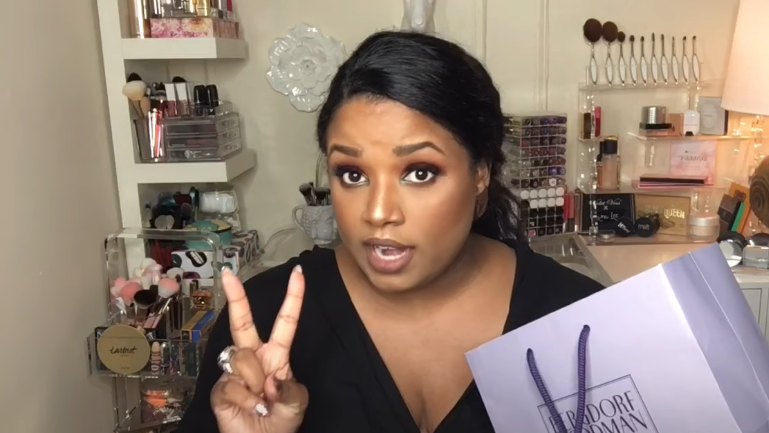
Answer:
[
  {"xmin": 212, "ymin": 0, "xmax": 741, "ymax": 242},
  {"xmin": 0, "ymin": 1, "xmax": 119, "ymax": 432}
]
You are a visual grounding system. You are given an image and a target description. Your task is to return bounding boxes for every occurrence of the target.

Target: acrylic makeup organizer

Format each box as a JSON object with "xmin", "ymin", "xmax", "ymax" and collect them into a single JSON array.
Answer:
[
  {"xmin": 501, "ymin": 113, "xmax": 569, "ymax": 239},
  {"xmin": 575, "ymin": 79, "xmax": 758, "ymax": 244},
  {"xmin": 86, "ymin": 228, "xmax": 225, "ymax": 433}
]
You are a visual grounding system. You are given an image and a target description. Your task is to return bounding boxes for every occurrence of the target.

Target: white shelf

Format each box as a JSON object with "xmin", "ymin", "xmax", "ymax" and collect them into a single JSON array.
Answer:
[
  {"xmin": 580, "ymin": 133, "xmax": 754, "ymax": 143},
  {"xmin": 626, "ymin": 132, "xmax": 753, "ymax": 142},
  {"xmin": 130, "ymin": 149, "xmax": 255, "ymax": 184},
  {"xmin": 122, "ymin": 37, "xmax": 247, "ymax": 60},
  {"xmin": 578, "ymin": 81, "xmax": 711, "ymax": 92}
]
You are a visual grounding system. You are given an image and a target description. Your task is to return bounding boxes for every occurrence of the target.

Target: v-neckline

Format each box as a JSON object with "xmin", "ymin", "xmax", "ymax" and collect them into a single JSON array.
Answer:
[{"xmin": 308, "ymin": 242, "xmax": 528, "ymax": 433}]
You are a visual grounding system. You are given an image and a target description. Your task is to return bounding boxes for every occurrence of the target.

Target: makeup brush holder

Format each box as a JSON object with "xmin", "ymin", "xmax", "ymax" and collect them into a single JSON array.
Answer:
[{"xmin": 89, "ymin": 228, "xmax": 227, "ymax": 432}]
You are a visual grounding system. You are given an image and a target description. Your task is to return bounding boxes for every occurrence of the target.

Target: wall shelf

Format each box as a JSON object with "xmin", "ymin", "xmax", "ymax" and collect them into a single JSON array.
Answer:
[
  {"xmin": 122, "ymin": 37, "xmax": 247, "ymax": 60},
  {"xmin": 578, "ymin": 81, "xmax": 711, "ymax": 92},
  {"xmin": 626, "ymin": 132, "xmax": 752, "ymax": 142},
  {"xmin": 130, "ymin": 149, "xmax": 255, "ymax": 184}
]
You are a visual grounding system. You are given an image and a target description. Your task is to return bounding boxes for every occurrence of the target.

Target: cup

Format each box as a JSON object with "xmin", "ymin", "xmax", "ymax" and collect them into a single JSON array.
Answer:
[{"xmin": 292, "ymin": 205, "xmax": 338, "ymax": 246}]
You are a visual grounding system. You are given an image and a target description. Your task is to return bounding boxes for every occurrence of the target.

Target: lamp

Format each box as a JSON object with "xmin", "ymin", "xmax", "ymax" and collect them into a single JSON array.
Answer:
[
  {"xmin": 722, "ymin": 0, "xmax": 769, "ymax": 229},
  {"xmin": 721, "ymin": 0, "xmax": 769, "ymax": 116}
]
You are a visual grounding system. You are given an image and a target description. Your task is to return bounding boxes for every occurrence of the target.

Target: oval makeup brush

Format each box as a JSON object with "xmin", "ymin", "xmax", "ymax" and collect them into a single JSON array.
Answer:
[
  {"xmin": 682, "ymin": 36, "xmax": 690, "ymax": 84},
  {"xmin": 640, "ymin": 36, "xmax": 649, "ymax": 85},
  {"xmin": 617, "ymin": 32, "xmax": 627, "ymax": 85},
  {"xmin": 660, "ymin": 34, "xmax": 669, "ymax": 84},
  {"xmin": 122, "ymin": 80, "xmax": 147, "ymax": 118},
  {"xmin": 629, "ymin": 35, "xmax": 638, "ymax": 85},
  {"xmin": 602, "ymin": 21, "xmax": 618, "ymax": 86},
  {"xmin": 583, "ymin": 19, "xmax": 603, "ymax": 85},
  {"xmin": 671, "ymin": 36, "xmax": 680, "ymax": 84},
  {"xmin": 692, "ymin": 36, "xmax": 700, "ymax": 83},
  {"xmin": 651, "ymin": 33, "xmax": 659, "ymax": 84}
]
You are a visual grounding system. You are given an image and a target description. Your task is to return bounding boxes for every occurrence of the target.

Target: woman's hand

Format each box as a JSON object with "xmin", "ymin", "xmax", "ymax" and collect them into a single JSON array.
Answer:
[{"xmin": 211, "ymin": 266, "xmax": 309, "ymax": 433}]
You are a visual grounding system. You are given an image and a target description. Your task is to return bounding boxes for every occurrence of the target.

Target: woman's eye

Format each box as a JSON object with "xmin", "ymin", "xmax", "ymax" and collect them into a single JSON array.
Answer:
[
  {"xmin": 403, "ymin": 168, "xmax": 437, "ymax": 184},
  {"xmin": 340, "ymin": 170, "xmax": 368, "ymax": 186}
]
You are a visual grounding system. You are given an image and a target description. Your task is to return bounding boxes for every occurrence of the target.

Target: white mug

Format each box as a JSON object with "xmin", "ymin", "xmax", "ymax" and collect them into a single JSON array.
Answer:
[{"xmin": 292, "ymin": 205, "xmax": 338, "ymax": 246}]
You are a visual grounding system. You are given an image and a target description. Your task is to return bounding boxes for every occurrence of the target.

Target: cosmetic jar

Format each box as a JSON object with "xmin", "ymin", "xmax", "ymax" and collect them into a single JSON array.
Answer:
[
  {"xmin": 717, "ymin": 231, "xmax": 746, "ymax": 267},
  {"xmin": 641, "ymin": 106, "xmax": 667, "ymax": 125},
  {"xmin": 200, "ymin": 190, "xmax": 238, "ymax": 215},
  {"xmin": 687, "ymin": 213, "xmax": 719, "ymax": 242},
  {"xmin": 598, "ymin": 230, "xmax": 615, "ymax": 243}
]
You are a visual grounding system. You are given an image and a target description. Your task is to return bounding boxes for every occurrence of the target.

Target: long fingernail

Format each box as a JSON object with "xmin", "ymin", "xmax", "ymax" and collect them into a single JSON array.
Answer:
[
  {"xmin": 255, "ymin": 402, "xmax": 269, "ymax": 417},
  {"xmin": 222, "ymin": 268, "xmax": 233, "ymax": 276},
  {"xmin": 293, "ymin": 265, "xmax": 303, "ymax": 274}
]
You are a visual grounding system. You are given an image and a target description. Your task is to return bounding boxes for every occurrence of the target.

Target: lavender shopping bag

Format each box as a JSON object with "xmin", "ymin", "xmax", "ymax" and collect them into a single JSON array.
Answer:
[{"xmin": 466, "ymin": 244, "xmax": 769, "ymax": 433}]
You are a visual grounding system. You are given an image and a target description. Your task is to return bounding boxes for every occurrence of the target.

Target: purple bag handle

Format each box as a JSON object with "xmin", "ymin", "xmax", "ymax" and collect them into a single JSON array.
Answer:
[{"xmin": 526, "ymin": 325, "xmax": 591, "ymax": 433}]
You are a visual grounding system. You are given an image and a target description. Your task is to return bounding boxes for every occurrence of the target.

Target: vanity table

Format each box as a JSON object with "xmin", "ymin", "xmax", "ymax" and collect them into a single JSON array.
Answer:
[{"xmin": 531, "ymin": 234, "xmax": 769, "ymax": 343}]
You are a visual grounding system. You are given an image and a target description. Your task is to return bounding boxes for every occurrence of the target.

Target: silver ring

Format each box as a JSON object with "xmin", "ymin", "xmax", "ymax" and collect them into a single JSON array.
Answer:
[{"xmin": 217, "ymin": 345, "xmax": 238, "ymax": 374}]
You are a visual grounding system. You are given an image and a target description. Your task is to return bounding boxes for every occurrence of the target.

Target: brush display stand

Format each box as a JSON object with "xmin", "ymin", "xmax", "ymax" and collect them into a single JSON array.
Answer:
[{"xmin": 88, "ymin": 228, "xmax": 226, "ymax": 433}]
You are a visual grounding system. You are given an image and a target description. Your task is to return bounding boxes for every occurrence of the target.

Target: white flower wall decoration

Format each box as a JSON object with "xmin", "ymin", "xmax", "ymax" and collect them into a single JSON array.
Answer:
[{"xmin": 266, "ymin": 23, "xmax": 346, "ymax": 112}]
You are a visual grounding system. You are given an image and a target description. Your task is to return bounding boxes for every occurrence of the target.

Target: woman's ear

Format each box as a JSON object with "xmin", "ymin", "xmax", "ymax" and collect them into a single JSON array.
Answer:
[{"xmin": 474, "ymin": 162, "xmax": 491, "ymax": 195}]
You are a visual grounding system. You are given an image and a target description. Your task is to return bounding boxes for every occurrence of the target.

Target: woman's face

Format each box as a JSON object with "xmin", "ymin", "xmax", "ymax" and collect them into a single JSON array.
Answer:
[{"xmin": 326, "ymin": 98, "xmax": 488, "ymax": 292}]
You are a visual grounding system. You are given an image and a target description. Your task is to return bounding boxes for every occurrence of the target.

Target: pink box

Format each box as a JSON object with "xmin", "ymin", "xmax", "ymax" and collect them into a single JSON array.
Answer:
[{"xmin": 150, "ymin": 18, "xmax": 239, "ymax": 39}]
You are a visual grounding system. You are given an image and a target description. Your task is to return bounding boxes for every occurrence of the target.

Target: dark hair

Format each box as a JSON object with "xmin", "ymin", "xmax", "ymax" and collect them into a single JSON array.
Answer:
[{"xmin": 316, "ymin": 31, "xmax": 522, "ymax": 241}]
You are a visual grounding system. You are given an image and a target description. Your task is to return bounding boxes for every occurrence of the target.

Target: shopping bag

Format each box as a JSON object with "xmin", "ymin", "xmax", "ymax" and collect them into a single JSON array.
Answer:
[{"xmin": 466, "ymin": 243, "xmax": 769, "ymax": 433}]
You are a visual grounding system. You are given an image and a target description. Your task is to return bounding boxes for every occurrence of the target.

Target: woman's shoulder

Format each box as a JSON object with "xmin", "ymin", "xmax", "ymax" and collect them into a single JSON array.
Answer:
[
  {"xmin": 511, "ymin": 239, "xmax": 606, "ymax": 319},
  {"xmin": 241, "ymin": 247, "xmax": 337, "ymax": 340}
]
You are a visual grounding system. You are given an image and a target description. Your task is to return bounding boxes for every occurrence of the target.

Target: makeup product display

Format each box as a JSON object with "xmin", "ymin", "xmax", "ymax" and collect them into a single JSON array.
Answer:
[
  {"xmin": 519, "ymin": 187, "xmax": 568, "ymax": 239},
  {"xmin": 688, "ymin": 212, "xmax": 719, "ymax": 241},
  {"xmin": 504, "ymin": 113, "xmax": 568, "ymax": 192},
  {"xmin": 575, "ymin": 191, "xmax": 635, "ymax": 236},
  {"xmin": 133, "ymin": 0, "xmax": 240, "ymax": 39},
  {"xmin": 126, "ymin": 75, "xmax": 243, "ymax": 163},
  {"xmin": 583, "ymin": 19, "xmax": 603, "ymax": 85},
  {"xmin": 141, "ymin": 378, "xmax": 195, "ymax": 425},
  {"xmin": 634, "ymin": 194, "xmax": 691, "ymax": 237}
]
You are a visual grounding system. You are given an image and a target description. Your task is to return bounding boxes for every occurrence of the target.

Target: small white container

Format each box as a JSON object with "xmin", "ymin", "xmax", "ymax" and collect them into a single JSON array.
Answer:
[
  {"xmin": 683, "ymin": 110, "xmax": 701, "ymax": 135},
  {"xmin": 688, "ymin": 212, "xmax": 719, "ymax": 241}
]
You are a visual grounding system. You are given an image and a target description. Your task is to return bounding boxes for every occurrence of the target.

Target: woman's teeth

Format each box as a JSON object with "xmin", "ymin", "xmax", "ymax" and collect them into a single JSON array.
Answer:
[{"xmin": 373, "ymin": 246, "xmax": 408, "ymax": 260}]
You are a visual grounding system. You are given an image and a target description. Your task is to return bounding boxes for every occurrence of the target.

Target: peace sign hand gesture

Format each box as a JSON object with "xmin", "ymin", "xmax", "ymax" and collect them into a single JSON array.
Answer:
[{"xmin": 211, "ymin": 266, "xmax": 309, "ymax": 433}]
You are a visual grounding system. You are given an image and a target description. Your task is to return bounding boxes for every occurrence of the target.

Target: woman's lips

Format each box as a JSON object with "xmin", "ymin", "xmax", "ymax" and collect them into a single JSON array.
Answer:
[{"xmin": 364, "ymin": 244, "xmax": 415, "ymax": 274}]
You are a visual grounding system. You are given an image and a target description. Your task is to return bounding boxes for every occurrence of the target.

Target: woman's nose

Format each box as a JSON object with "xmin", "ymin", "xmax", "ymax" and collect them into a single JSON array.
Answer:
[{"xmin": 363, "ymin": 179, "xmax": 405, "ymax": 227}]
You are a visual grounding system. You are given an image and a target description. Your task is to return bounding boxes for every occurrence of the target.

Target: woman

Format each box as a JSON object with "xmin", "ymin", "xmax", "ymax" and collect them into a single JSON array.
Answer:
[{"xmin": 178, "ymin": 31, "xmax": 603, "ymax": 433}]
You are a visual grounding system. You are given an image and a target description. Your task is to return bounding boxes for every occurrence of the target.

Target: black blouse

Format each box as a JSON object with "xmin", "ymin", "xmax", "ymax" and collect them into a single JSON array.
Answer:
[{"xmin": 178, "ymin": 241, "xmax": 604, "ymax": 433}]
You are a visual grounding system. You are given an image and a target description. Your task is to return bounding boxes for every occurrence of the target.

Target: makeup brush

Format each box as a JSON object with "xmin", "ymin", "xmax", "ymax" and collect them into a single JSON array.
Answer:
[
  {"xmin": 601, "ymin": 21, "xmax": 618, "ymax": 86},
  {"xmin": 299, "ymin": 183, "xmax": 314, "ymax": 205},
  {"xmin": 583, "ymin": 19, "xmax": 603, "ymax": 85},
  {"xmin": 692, "ymin": 36, "xmax": 700, "ymax": 83},
  {"xmin": 127, "ymin": 72, "xmax": 143, "ymax": 82},
  {"xmin": 682, "ymin": 36, "xmax": 690, "ymax": 84},
  {"xmin": 629, "ymin": 35, "xmax": 638, "ymax": 85},
  {"xmin": 617, "ymin": 32, "xmax": 627, "ymax": 85},
  {"xmin": 651, "ymin": 33, "xmax": 659, "ymax": 84},
  {"xmin": 122, "ymin": 80, "xmax": 147, "ymax": 118},
  {"xmin": 120, "ymin": 281, "xmax": 142, "ymax": 307},
  {"xmin": 660, "ymin": 34, "xmax": 669, "ymax": 84},
  {"xmin": 314, "ymin": 187, "xmax": 330, "ymax": 206},
  {"xmin": 671, "ymin": 36, "xmax": 680, "ymax": 84},
  {"xmin": 640, "ymin": 36, "xmax": 648, "ymax": 85}
]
